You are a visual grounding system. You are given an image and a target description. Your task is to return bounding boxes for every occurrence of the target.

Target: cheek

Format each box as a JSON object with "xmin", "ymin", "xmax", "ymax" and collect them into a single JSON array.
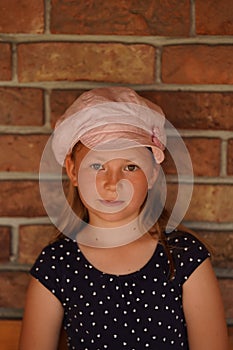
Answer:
[
  {"xmin": 130, "ymin": 174, "xmax": 149, "ymax": 202},
  {"xmin": 77, "ymin": 169, "xmax": 98, "ymax": 200}
]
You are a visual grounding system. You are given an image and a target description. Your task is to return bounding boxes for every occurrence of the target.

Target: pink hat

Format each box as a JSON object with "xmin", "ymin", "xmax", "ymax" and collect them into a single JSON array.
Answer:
[{"xmin": 52, "ymin": 87, "xmax": 166, "ymax": 165}]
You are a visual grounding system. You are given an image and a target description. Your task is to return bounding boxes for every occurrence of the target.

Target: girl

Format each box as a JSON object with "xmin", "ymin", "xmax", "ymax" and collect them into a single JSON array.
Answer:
[{"xmin": 19, "ymin": 87, "xmax": 228, "ymax": 350}]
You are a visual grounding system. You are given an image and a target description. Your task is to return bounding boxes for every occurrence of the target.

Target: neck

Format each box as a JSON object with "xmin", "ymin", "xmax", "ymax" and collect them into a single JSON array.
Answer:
[{"xmin": 76, "ymin": 218, "xmax": 148, "ymax": 248}]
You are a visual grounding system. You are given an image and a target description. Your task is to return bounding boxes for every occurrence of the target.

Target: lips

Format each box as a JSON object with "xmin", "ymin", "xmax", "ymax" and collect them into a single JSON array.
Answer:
[{"xmin": 98, "ymin": 199, "xmax": 125, "ymax": 207}]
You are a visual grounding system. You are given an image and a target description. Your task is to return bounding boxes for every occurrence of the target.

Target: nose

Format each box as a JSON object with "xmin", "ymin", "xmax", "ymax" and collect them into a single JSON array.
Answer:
[{"xmin": 104, "ymin": 169, "xmax": 122, "ymax": 192}]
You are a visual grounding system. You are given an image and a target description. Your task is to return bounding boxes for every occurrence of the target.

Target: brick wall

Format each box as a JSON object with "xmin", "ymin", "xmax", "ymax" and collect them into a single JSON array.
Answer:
[{"xmin": 0, "ymin": 0, "xmax": 232, "ymax": 329}]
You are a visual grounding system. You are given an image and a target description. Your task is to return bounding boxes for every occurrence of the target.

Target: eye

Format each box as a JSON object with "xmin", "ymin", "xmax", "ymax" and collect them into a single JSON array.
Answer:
[
  {"xmin": 90, "ymin": 163, "xmax": 104, "ymax": 171},
  {"xmin": 124, "ymin": 164, "xmax": 139, "ymax": 172}
]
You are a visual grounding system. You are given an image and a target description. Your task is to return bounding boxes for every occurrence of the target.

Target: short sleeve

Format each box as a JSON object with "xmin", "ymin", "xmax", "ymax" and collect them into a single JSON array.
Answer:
[
  {"xmin": 169, "ymin": 232, "xmax": 211, "ymax": 285},
  {"xmin": 30, "ymin": 242, "xmax": 64, "ymax": 303}
]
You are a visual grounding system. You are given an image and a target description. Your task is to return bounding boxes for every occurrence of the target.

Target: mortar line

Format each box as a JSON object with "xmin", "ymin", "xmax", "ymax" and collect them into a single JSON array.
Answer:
[
  {"xmin": 11, "ymin": 43, "xmax": 18, "ymax": 83},
  {"xmin": 1, "ymin": 34, "xmax": 233, "ymax": 45},
  {"xmin": 0, "ymin": 264, "xmax": 31, "ymax": 271},
  {"xmin": 0, "ymin": 125, "xmax": 52, "ymax": 134},
  {"xmin": 10, "ymin": 226, "xmax": 19, "ymax": 263},
  {"xmin": 220, "ymin": 140, "xmax": 228, "ymax": 177},
  {"xmin": 184, "ymin": 221, "xmax": 233, "ymax": 231},
  {"xmin": 214, "ymin": 268, "xmax": 233, "ymax": 279},
  {"xmin": 155, "ymin": 47, "xmax": 162, "ymax": 83},
  {"xmin": 178, "ymin": 130, "xmax": 233, "ymax": 139},
  {"xmin": 44, "ymin": 89, "xmax": 52, "ymax": 127},
  {"xmin": 0, "ymin": 217, "xmax": 51, "ymax": 225},
  {"xmin": 44, "ymin": 0, "xmax": 51, "ymax": 34},
  {"xmin": 1, "ymin": 81, "xmax": 233, "ymax": 92},
  {"xmin": 190, "ymin": 0, "xmax": 196, "ymax": 37},
  {"xmin": 0, "ymin": 308, "xmax": 24, "ymax": 319}
]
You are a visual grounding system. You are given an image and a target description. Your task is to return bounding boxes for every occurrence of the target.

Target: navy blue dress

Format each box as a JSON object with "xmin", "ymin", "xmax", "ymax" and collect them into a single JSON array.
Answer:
[{"xmin": 30, "ymin": 231, "xmax": 210, "ymax": 349}]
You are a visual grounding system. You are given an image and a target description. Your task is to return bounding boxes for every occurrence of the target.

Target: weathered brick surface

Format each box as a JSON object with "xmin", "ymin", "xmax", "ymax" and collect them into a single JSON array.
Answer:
[
  {"xmin": 196, "ymin": 0, "xmax": 233, "ymax": 35},
  {"xmin": 189, "ymin": 185, "xmax": 233, "ymax": 222},
  {"xmin": 228, "ymin": 139, "xmax": 233, "ymax": 175},
  {"xmin": 51, "ymin": 0, "xmax": 190, "ymax": 36},
  {"xmin": 167, "ymin": 184, "xmax": 233, "ymax": 223},
  {"xmin": 0, "ymin": 0, "xmax": 44, "ymax": 34},
  {"xmin": 162, "ymin": 45, "xmax": 233, "ymax": 84},
  {"xmin": 0, "ymin": 272, "xmax": 29, "ymax": 308},
  {"xmin": 0, "ymin": 44, "xmax": 11, "ymax": 81},
  {"xmin": 51, "ymin": 90, "xmax": 233, "ymax": 131},
  {"xmin": 19, "ymin": 225, "xmax": 57, "ymax": 264},
  {"xmin": 139, "ymin": 91, "xmax": 233, "ymax": 130},
  {"xmin": 0, "ymin": 135, "xmax": 49, "ymax": 172},
  {"xmin": 163, "ymin": 138, "xmax": 221, "ymax": 176},
  {"xmin": 218, "ymin": 279, "xmax": 233, "ymax": 319},
  {"xmin": 199, "ymin": 231, "xmax": 233, "ymax": 269},
  {"xmin": 50, "ymin": 90, "xmax": 86, "ymax": 128},
  {"xmin": 0, "ymin": 181, "xmax": 45, "ymax": 217},
  {"xmin": 186, "ymin": 137, "xmax": 221, "ymax": 178},
  {"xmin": 18, "ymin": 43, "xmax": 155, "ymax": 84},
  {"xmin": 0, "ymin": 180, "xmax": 68, "ymax": 217},
  {"xmin": 0, "ymin": 227, "xmax": 11, "ymax": 262},
  {"xmin": 0, "ymin": 88, "xmax": 44, "ymax": 126}
]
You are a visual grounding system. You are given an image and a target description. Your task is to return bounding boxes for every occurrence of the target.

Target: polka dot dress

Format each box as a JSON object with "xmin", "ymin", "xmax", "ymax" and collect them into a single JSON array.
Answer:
[{"xmin": 31, "ymin": 231, "xmax": 210, "ymax": 349}]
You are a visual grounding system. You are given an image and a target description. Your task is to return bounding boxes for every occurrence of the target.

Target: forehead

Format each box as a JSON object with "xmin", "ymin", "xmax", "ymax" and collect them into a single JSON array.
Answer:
[
  {"xmin": 78, "ymin": 145, "xmax": 152, "ymax": 162},
  {"xmin": 74, "ymin": 146, "xmax": 156, "ymax": 176}
]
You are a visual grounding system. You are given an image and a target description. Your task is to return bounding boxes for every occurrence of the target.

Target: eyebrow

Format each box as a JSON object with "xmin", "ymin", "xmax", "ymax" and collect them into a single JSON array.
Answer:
[{"xmin": 87, "ymin": 155, "xmax": 139, "ymax": 163}]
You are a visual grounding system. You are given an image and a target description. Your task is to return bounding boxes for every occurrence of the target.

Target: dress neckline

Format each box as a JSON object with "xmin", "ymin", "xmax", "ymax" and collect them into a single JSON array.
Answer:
[{"xmin": 75, "ymin": 238, "xmax": 163, "ymax": 278}]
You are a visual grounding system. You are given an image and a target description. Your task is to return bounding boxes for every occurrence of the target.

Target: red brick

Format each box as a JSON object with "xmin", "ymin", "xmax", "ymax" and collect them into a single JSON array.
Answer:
[
  {"xmin": 185, "ymin": 137, "xmax": 221, "ymax": 177},
  {"xmin": 0, "ymin": 272, "xmax": 29, "ymax": 308},
  {"xmin": 0, "ymin": 180, "xmax": 67, "ymax": 217},
  {"xmin": 199, "ymin": 231, "xmax": 233, "ymax": 269},
  {"xmin": 0, "ymin": 226, "xmax": 11, "ymax": 262},
  {"xmin": 51, "ymin": 0, "xmax": 190, "ymax": 36},
  {"xmin": 162, "ymin": 45, "xmax": 233, "ymax": 84},
  {"xmin": 18, "ymin": 43, "xmax": 155, "ymax": 84},
  {"xmin": 189, "ymin": 185, "xmax": 233, "ymax": 222},
  {"xmin": 19, "ymin": 225, "xmax": 57, "ymax": 264},
  {"xmin": 196, "ymin": 0, "xmax": 233, "ymax": 35},
  {"xmin": 0, "ymin": 88, "xmax": 44, "ymax": 126},
  {"xmin": 0, "ymin": 44, "xmax": 11, "ymax": 81},
  {"xmin": 228, "ymin": 139, "xmax": 233, "ymax": 175},
  {"xmin": 0, "ymin": 0, "xmax": 44, "ymax": 34},
  {"xmin": 138, "ymin": 91, "xmax": 233, "ymax": 130},
  {"xmin": 50, "ymin": 90, "xmax": 86, "ymax": 128},
  {"xmin": 163, "ymin": 138, "xmax": 221, "ymax": 177},
  {"xmin": 166, "ymin": 184, "xmax": 233, "ymax": 223},
  {"xmin": 218, "ymin": 279, "xmax": 233, "ymax": 319},
  {"xmin": 51, "ymin": 90, "xmax": 233, "ymax": 131},
  {"xmin": 0, "ymin": 181, "xmax": 45, "ymax": 217},
  {"xmin": 0, "ymin": 135, "xmax": 49, "ymax": 172}
]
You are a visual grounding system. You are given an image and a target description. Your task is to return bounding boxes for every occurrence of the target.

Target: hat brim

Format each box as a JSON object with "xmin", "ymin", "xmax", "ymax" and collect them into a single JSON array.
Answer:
[{"xmin": 80, "ymin": 129, "xmax": 165, "ymax": 164}]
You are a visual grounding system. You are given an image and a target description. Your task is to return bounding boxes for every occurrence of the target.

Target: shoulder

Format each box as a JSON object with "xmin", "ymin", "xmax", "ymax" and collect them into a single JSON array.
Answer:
[
  {"xmin": 166, "ymin": 230, "xmax": 211, "ymax": 284},
  {"xmin": 30, "ymin": 237, "xmax": 78, "ymax": 280},
  {"xmin": 167, "ymin": 230, "xmax": 209, "ymax": 253},
  {"xmin": 38, "ymin": 237, "xmax": 78, "ymax": 258},
  {"xmin": 30, "ymin": 237, "xmax": 78, "ymax": 302}
]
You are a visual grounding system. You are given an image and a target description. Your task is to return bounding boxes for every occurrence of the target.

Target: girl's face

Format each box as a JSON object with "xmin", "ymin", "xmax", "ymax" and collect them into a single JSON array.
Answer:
[{"xmin": 66, "ymin": 144, "xmax": 158, "ymax": 228}]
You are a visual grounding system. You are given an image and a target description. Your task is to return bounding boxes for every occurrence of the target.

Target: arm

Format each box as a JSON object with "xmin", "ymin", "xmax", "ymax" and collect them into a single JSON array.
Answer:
[
  {"xmin": 183, "ymin": 258, "xmax": 229, "ymax": 350},
  {"xmin": 19, "ymin": 277, "xmax": 64, "ymax": 350}
]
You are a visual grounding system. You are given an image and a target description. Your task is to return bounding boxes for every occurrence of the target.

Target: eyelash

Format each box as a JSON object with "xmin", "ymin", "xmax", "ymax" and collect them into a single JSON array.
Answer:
[
  {"xmin": 124, "ymin": 164, "xmax": 139, "ymax": 172},
  {"xmin": 90, "ymin": 163, "xmax": 140, "ymax": 172},
  {"xmin": 90, "ymin": 163, "xmax": 104, "ymax": 171}
]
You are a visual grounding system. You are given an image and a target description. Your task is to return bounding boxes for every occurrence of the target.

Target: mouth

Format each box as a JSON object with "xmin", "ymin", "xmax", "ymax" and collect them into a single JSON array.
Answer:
[{"xmin": 98, "ymin": 199, "xmax": 125, "ymax": 207}]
